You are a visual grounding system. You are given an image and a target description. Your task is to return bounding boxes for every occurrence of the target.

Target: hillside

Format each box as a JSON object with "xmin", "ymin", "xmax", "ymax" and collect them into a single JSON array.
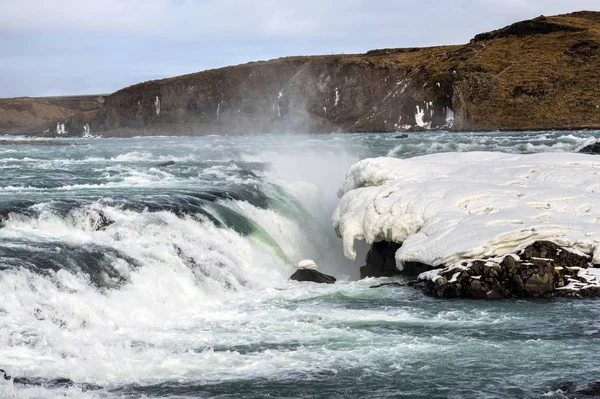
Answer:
[
  {"xmin": 2, "ymin": 11, "xmax": 600, "ymax": 136},
  {"xmin": 0, "ymin": 95, "xmax": 105, "ymax": 135}
]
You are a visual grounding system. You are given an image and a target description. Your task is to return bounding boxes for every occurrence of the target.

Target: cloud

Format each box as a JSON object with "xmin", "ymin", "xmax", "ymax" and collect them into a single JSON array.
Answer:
[
  {"xmin": 1, "ymin": 0, "xmax": 599, "ymax": 96},
  {"xmin": 2, "ymin": 0, "xmax": 596, "ymax": 41}
]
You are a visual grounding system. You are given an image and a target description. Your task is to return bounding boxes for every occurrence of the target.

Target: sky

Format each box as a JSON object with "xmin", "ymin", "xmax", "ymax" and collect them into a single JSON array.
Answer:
[{"xmin": 0, "ymin": 0, "xmax": 598, "ymax": 98}]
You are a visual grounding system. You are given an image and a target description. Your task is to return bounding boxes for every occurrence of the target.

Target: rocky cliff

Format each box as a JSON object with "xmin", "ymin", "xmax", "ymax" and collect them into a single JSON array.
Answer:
[
  {"xmin": 0, "ymin": 95, "xmax": 105, "ymax": 136},
  {"xmin": 2, "ymin": 11, "xmax": 600, "ymax": 136}
]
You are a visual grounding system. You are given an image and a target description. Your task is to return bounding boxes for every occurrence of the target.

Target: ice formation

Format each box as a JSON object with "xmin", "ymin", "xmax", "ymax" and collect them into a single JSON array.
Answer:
[
  {"xmin": 333, "ymin": 152, "xmax": 600, "ymax": 269},
  {"xmin": 83, "ymin": 123, "xmax": 91, "ymax": 137},
  {"xmin": 154, "ymin": 96, "xmax": 161, "ymax": 116},
  {"xmin": 56, "ymin": 122, "xmax": 67, "ymax": 135},
  {"xmin": 297, "ymin": 259, "xmax": 318, "ymax": 270}
]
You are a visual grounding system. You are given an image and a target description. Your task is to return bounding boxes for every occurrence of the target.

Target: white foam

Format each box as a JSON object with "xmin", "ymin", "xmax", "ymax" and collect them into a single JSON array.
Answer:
[{"xmin": 333, "ymin": 152, "xmax": 600, "ymax": 267}]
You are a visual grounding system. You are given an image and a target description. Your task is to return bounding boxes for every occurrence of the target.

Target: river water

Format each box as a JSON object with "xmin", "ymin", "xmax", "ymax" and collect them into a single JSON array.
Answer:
[{"xmin": 1, "ymin": 131, "xmax": 599, "ymax": 398}]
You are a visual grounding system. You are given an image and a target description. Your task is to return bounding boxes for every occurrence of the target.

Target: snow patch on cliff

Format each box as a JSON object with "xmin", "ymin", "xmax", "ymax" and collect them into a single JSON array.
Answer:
[
  {"xmin": 415, "ymin": 102, "xmax": 434, "ymax": 129},
  {"xmin": 445, "ymin": 107, "xmax": 454, "ymax": 128},
  {"xmin": 83, "ymin": 123, "xmax": 91, "ymax": 138},
  {"xmin": 56, "ymin": 122, "xmax": 67, "ymax": 135},
  {"xmin": 333, "ymin": 152, "xmax": 600, "ymax": 268},
  {"xmin": 154, "ymin": 96, "xmax": 161, "ymax": 116}
]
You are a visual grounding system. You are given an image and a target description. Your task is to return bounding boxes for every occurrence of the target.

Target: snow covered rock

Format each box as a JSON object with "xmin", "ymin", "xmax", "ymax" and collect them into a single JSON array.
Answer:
[
  {"xmin": 416, "ymin": 241, "xmax": 595, "ymax": 299},
  {"xmin": 334, "ymin": 152, "xmax": 600, "ymax": 298},
  {"xmin": 290, "ymin": 259, "xmax": 336, "ymax": 284},
  {"xmin": 290, "ymin": 269, "xmax": 336, "ymax": 284},
  {"xmin": 333, "ymin": 152, "xmax": 600, "ymax": 269}
]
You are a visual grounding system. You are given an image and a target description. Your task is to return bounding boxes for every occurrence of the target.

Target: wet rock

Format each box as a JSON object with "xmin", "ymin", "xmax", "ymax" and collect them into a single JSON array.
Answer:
[
  {"xmin": 12, "ymin": 376, "xmax": 101, "ymax": 391},
  {"xmin": 394, "ymin": 134, "xmax": 408, "ymax": 139},
  {"xmin": 360, "ymin": 241, "xmax": 435, "ymax": 279},
  {"xmin": 558, "ymin": 381, "xmax": 600, "ymax": 397},
  {"xmin": 86, "ymin": 209, "xmax": 114, "ymax": 231},
  {"xmin": 360, "ymin": 241, "xmax": 402, "ymax": 278},
  {"xmin": 0, "ymin": 210, "xmax": 9, "ymax": 228},
  {"xmin": 290, "ymin": 269, "xmax": 336, "ymax": 284},
  {"xmin": 157, "ymin": 160, "xmax": 176, "ymax": 167},
  {"xmin": 369, "ymin": 282, "xmax": 408, "ymax": 289},
  {"xmin": 579, "ymin": 142, "xmax": 600, "ymax": 154}
]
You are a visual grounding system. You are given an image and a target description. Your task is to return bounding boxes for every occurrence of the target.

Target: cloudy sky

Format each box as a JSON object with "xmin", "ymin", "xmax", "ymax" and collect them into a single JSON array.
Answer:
[{"xmin": 1, "ymin": 0, "xmax": 598, "ymax": 97}]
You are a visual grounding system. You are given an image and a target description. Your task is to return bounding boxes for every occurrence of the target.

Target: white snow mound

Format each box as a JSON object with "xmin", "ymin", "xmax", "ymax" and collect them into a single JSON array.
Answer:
[{"xmin": 333, "ymin": 152, "xmax": 600, "ymax": 268}]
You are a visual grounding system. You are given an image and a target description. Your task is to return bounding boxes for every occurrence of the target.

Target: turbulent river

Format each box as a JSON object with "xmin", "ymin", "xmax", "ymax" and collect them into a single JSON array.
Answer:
[{"xmin": 1, "ymin": 131, "xmax": 600, "ymax": 399}]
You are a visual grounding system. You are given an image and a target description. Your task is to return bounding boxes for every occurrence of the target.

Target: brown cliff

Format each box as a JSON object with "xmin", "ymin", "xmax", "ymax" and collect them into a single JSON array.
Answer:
[
  {"xmin": 2, "ymin": 11, "xmax": 600, "ymax": 136},
  {"xmin": 0, "ymin": 95, "xmax": 105, "ymax": 136}
]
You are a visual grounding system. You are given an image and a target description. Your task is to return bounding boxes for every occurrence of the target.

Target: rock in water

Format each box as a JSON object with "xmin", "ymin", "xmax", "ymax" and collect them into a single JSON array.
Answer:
[
  {"xmin": 579, "ymin": 142, "xmax": 600, "ymax": 154},
  {"xmin": 360, "ymin": 241, "xmax": 402, "ymax": 278},
  {"xmin": 557, "ymin": 381, "xmax": 600, "ymax": 397},
  {"xmin": 416, "ymin": 241, "xmax": 597, "ymax": 299},
  {"xmin": 157, "ymin": 160, "xmax": 176, "ymax": 167},
  {"xmin": 290, "ymin": 259, "xmax": 336, "ymax": 284},
  {"xmin": 290, "ymin": 269, "xmax": 336, "ymax": 284}
]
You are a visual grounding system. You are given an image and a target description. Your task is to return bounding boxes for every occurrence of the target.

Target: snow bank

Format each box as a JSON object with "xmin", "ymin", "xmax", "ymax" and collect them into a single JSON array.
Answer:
[{"xmin": 333, "ymin": 152, "xmax": 600, "ymax": 268}]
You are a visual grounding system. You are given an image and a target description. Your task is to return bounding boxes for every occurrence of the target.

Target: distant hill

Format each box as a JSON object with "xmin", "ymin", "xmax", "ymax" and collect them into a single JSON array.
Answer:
[{"xmin": 2, "ymin": 11, "xmax": 600, "ymax": 136}]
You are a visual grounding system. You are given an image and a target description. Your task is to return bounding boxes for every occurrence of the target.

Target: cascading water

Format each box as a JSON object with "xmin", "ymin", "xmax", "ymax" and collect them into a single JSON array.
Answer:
[{"xmin": 1, "ymin": 131, "xmax": 600, "ymax": 399}]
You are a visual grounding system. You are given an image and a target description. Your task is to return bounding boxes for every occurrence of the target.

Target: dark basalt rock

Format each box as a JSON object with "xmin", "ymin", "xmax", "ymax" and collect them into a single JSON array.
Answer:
[
  {"xmin": 416, "ymin": 241, "xmax": 593, "ymax": 299},
  {"xmin": 579, "ymin": 142, "xmax": 600, "ymax": 154},
  {"xmin": 360, "ymin": 241, "xmax": 402, "ymax": 278},
  {"xmin": 86, "ymin": 209, "xmax": 114, "ymax": 231},
  {"xmin": 12, "ymin": 376, "xmax": 101, "ymax": 391},
  {"xmin": 290, "ymin": 269, "xmax": 336, "ymax": 284},
  {"xmin": 360, "ymin": 241, "xmax": 435, "ymax": 278},
  {"xmin": 369, "ymin": 282, "xmax": 408, "ymax": 289},
  {"xmin": 157, "ymin": 160, "xmax": 176, "ymax": 167},
  {"xmin": 0, "ymin": 210, "xmax": 9, "ymax": 228},
  {"xmin": 558, "ymin": 381, "xmax": 600, "ymax": 397}
]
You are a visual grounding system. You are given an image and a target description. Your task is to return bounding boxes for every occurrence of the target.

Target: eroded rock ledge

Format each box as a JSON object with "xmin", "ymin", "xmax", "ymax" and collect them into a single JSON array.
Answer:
[{"xmin": 363, "ymin": 240, "xmax": 600, "ymax": 299}]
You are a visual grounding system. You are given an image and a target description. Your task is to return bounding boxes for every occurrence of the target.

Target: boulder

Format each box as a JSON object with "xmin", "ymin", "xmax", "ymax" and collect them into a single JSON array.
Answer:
[
  {"xmin": 86, "ymin": 209, "xmax": 114, "ymax": 231},
  {"xmin": 157, "ymin": 160, "xmax": 176, "ymax": 167},
  {"xmin": 579, "ymin": 142, "xmax": 600, "ymax": 154},
  {"xmin": 290, "ymin": 269, "xmax": 336, "ymax": 284}
]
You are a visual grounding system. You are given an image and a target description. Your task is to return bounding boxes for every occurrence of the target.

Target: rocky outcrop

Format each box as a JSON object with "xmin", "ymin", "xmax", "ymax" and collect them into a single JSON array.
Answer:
[
  {"xmin": 3, "ymin": 11, "xmax": 600, "ymax": 136},
  {"xmin": 579, "ymin": 141, "xmax": 600, "ymax": 154},
  {"xmin": 416, "ymin": 241, "xmax": 599, "ymax": 299},
  {"xmin": 360, "ymin": 241, "xmax": 432, "ymax": 278},
  {"xmin": 0, "ymin": 95, "xmax": 104, "ymax": 136},
  {"xmin": 360, "ymin": 241, "xmax": 402, "ymax": 278},
  {"xmin": 471, "ymin": 16, "xmax": 585, "ymax": 42},
  {"xmin": 557, "ymin": 382, "xmax": 600, "ymax": 397},
  {"xmin": 290, "ymin": 269, "xmax": 336, "ymax": 284}
]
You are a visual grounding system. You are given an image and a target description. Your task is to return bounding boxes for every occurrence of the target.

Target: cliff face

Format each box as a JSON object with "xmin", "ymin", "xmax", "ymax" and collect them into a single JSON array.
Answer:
[
  {"xmin": 2, "ymin": 11, "xmax": 600, "ymax": 136},
  {"xmin": 0, "ymin": 95, "xmax": 105, "ymax": 136},
  {"xmin": 99, "ymin": 55, "xmax": 454, "ymax": 136}
]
